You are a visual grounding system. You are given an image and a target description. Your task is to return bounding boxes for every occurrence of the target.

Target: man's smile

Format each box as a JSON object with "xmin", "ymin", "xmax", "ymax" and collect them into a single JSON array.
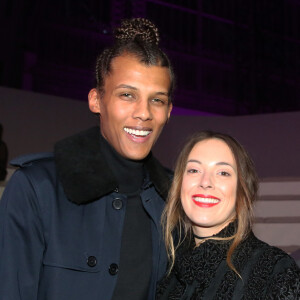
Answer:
[{"xmin": 124, "ymin": 127, "xmax": 152, "ymax": 137}]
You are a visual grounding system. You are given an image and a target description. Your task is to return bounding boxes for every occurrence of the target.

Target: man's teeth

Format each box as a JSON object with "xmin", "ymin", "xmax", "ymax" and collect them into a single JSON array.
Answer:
[
  {"xmin": 124, "ymin": 128, "xmax": 151, "ymax": 136},
  {"xmin": 193, "ymin": 197, "xmax": 219, "ymax": 203}
]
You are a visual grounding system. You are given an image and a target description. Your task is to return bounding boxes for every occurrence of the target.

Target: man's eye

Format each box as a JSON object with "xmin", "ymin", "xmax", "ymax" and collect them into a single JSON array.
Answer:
[
  {"xmin": 152, "ymin": 98, "xmax": 165, "ymax": 104},
  {"xmin": 121, "ymin": 93, "xmax": 132, "ymax": 98}
]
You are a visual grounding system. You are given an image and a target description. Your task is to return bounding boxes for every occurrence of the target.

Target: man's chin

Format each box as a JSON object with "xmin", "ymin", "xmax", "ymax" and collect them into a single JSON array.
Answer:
[{"xmin": 122, "ymin": 148, "xmax": 151, "ymax": 161}]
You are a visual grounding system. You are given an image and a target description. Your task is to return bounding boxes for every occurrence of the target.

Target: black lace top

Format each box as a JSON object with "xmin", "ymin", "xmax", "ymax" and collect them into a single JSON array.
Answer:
[{"xmin": 156, "ymin": 223, "xmax": 300, "ymax": 299}]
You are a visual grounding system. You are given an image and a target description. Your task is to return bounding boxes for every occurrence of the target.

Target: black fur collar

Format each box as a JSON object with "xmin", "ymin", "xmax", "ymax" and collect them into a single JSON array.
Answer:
[{"xmin": 54, "ymin": 127, "xmax": 172, "ymax": 205}]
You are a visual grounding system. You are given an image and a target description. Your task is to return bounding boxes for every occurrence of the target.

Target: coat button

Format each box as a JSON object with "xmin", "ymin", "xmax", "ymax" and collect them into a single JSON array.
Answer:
[
  {"xmin": 87, "ymin": 256, "xmax": 97, "ymax": 267},
  {"xmin": 109, "ymin": 263, "xmax": 119, "ymax": 275},
  {"xmin": 112, "ymin": 198, "xmax": 123, "ymax": 210}
]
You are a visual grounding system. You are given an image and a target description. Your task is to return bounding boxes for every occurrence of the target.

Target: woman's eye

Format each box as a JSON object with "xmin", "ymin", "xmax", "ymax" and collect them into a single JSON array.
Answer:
[
  {"xmin": 219, "ymin": 171, "xmax": 230, "ymax": 176},
  {"xmin": 187, "ymin": 169, "xmax": 199, "ymax": 174}
]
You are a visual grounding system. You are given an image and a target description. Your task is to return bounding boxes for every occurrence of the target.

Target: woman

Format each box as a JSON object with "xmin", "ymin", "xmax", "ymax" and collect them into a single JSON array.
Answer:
[{"xmin": 157, "ymin": 131, "xmax": 300, "ymax": 299}]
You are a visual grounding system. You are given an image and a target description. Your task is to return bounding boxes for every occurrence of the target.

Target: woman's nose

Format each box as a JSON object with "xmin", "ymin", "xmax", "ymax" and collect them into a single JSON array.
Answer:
[{"xmin": 199, "ymin": 173, "xmax": 213, "ymax": 189}]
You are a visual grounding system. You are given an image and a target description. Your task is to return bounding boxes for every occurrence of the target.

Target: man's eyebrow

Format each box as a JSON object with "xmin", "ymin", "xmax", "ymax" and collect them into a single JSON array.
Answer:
[
  {"xmin": 155, "ymin": 91, "xmax": 169, "ymax": 96},
  {"xmin": 187, "ymin": 160, "xmax": 235, "ymax": 169},
  {"xmin": 115, "ymin": 84, "xmax": 138, "ymax": 90},
  {"xmin": 115, "ymin": 84, "xmax": 169, "ymax": 96}
]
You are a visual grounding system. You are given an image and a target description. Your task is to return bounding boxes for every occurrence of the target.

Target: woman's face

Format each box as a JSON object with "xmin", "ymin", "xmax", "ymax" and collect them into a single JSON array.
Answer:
[{"xmin": 180, "ymin": 138, "xmax": 238, "ymax": 237}]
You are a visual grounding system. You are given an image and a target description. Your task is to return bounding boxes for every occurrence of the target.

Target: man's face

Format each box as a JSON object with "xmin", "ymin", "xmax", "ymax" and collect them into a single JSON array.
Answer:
[{"xmin": 88, "ymin": 54, "xmax": 172, "ymax": 160}]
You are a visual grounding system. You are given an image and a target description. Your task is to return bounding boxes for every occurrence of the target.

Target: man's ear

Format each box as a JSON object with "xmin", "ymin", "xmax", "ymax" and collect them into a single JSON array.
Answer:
[
  {"xmin": 88, "ymin": 88, "xmax": 100, "ymax": 114},
  {"xmin": 167, "ymin": 103, "xmax": 173, "ymax": 120}
]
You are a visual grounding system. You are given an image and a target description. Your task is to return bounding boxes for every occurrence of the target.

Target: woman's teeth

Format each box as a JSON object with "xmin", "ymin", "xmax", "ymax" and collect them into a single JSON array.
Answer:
[{"xmin": 193, "ymin": 197, "xmax": 220, "ymax": 204}]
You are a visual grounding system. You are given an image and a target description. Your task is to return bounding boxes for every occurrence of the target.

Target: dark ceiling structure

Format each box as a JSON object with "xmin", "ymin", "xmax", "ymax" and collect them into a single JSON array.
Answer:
[{"xmin": 1, "ymin": 0, "xmax": 299, "ymax": 115}]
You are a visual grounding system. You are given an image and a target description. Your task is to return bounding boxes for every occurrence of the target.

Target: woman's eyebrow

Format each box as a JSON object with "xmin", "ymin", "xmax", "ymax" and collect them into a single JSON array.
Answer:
[
  {"xmin": 187, "ymin": 159, "xmax": 201, "ymax": 164},
  {"xmin": 187, "ymin": 160, "xmax": 235, "ymax": 169},
  {"xmin": 216, "ymin": 162, "xmax": 234, "ymax": 168}
]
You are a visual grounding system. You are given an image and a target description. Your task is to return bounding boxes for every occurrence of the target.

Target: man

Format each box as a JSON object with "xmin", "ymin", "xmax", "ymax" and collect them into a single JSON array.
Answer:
[
  {"xmin": 0, "ymin": 123, "xmax": 8, "ymax": 181},
  {"xmin": 0, "ymin": 18, "xmax": 174, "ymax": 299}
]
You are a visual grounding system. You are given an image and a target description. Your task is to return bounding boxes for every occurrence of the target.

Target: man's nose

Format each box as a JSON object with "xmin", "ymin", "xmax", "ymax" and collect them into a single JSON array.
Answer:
[{"xmin": 132, "ymin": 99, "xmax": 153, "ymax": 121}]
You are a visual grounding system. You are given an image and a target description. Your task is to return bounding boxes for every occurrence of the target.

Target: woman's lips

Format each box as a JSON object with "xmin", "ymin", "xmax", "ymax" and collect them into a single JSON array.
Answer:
[{"xmin": 192, "ymin": 194, "xmax": 220, "ymax": 208}]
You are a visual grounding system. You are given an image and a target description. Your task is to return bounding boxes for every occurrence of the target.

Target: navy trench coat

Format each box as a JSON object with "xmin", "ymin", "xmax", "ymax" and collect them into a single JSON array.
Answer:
[{"xmin": 0, "ymin": 128, "xmax": 170, "ymax": 300}]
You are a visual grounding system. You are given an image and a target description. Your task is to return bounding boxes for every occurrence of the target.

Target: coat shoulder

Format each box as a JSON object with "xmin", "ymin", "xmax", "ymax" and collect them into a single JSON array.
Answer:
[
  {"xmin": 10, "ymin": 152, "xmax": 54, "ymax": 168},
  {"xmin": 8, "ymin": 153, "xmax": 56, "ymax": 188}
]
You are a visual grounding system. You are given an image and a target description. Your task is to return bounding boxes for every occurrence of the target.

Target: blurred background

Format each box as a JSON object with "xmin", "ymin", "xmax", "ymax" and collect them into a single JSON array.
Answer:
[{"xmin": 0, "ymin": 0, "xmax": 299, "ymax": 115}]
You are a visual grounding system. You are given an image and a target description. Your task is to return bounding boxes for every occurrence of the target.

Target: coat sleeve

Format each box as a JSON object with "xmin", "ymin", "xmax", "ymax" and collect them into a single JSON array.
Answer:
[
  {"xmin": 0, "ymin": 169, "xmax": 45, "ymax": 300},
  {"xmin": 265, "ymin": 256, "xmax": 300, "ymax": 299}
]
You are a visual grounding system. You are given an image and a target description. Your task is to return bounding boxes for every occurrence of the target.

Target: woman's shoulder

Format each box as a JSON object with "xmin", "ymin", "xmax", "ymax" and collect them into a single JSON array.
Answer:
[
  {"xmin": 236, "ymin": 232, "xmax": 300, "ymax": 298},
  {"xmin": 243, "ymin": 232, "xmax": 298, "ymax": 268}
]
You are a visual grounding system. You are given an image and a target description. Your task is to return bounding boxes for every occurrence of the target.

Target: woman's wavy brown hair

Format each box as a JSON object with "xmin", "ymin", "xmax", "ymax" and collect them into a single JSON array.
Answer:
[{"xmin": 162, "ymin": 131, "xmax": 258, "ymax": 274}]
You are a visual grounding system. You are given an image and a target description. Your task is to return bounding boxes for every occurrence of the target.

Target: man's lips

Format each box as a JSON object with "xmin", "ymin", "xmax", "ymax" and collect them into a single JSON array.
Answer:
[
  {"xmin": 192, "ymin": 194, "xmax": 220, "ymax": 207},
  {"xmin": 124, "ymin": 127, "xmax": 152, "ymax": 137}
]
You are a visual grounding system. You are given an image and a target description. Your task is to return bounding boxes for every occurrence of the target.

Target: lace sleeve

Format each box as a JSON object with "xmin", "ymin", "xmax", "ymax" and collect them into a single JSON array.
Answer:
[{"xmin": 265, "ymin": 259, "xmax": 300, "ymax": 299}]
